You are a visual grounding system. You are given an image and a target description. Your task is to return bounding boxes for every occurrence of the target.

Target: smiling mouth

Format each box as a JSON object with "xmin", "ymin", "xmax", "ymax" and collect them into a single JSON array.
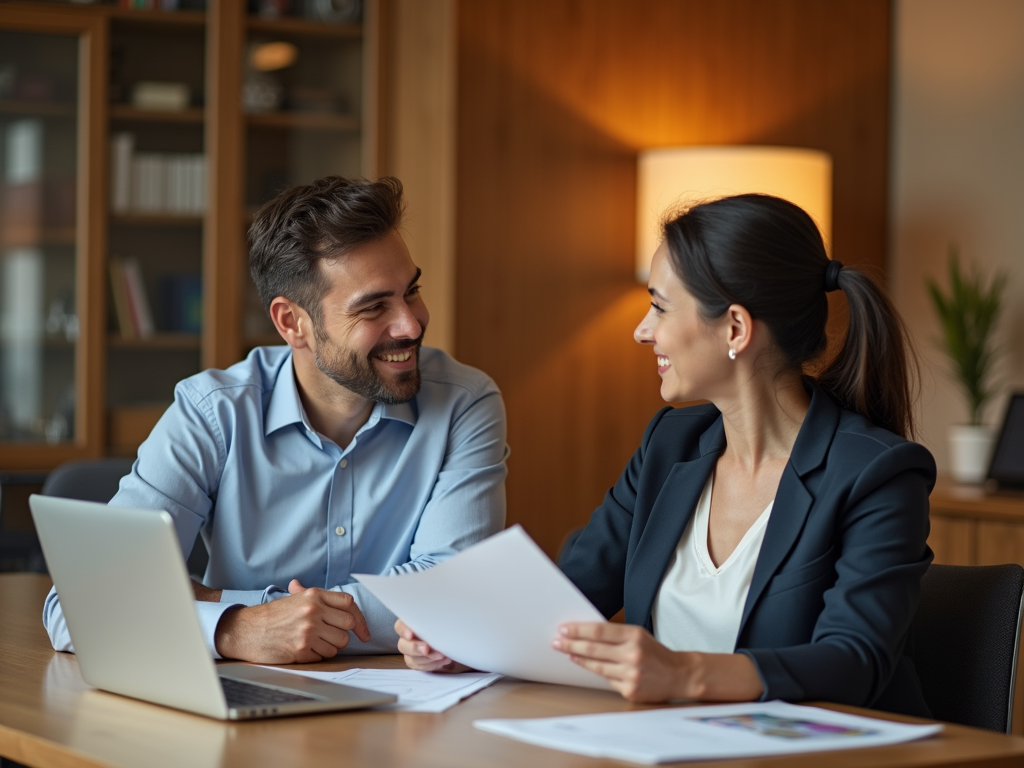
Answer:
[
  {"xmin": 657, "ymin": 356, "xmax": 670, "ymax": 368},
  {"xmin": 378, "ymin": 350, "xmax": 413, "ymax": 363}
]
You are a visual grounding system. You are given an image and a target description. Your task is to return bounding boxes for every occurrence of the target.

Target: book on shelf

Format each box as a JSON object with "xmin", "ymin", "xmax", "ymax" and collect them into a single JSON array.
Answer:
[
  {"xmin": 108, "ymin": 258, "xmax": 135, "ymax": 339},
  {"xmin": 160, "ymin": 274, "xmax": 202, "ymax": 334},
  {"xmin": 121, "ymin": 257, "xmax": 155, "ymax": 337},
  {"xmin": 110, "ymin": 132, "xmax": 134, "ymax": 213},
  {"xmin": 109, "ymin": 256, "xmax": 155, "ymax": 338},
  {"xmin": 111, "ymin": 133, "xmax": 207, "ymax": 217}
]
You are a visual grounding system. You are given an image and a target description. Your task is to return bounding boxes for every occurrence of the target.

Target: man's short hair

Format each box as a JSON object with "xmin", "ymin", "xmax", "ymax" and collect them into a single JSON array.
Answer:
[{"xmin": 248, "ymin": 176, "xmax": 405, "ymax": 327}]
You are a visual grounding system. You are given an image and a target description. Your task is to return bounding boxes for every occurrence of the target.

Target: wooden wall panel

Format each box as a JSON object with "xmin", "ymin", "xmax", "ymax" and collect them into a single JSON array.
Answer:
[
  {"xmin": 455, "ymin": 0, "xmax": 892, "ymax": 557},
  {"xmin": 379, "ymin": 0, "xmax": 457, "ymax": 354}
]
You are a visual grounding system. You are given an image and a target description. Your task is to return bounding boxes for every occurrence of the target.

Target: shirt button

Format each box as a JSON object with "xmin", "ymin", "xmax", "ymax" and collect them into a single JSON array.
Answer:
[
  {"xmin": 335, "ymin": 526, "xmax": 347, "ymax": 536},
  {"xmin": 339, "ymin": 459, "xmax": 348, "ymax": 468}
]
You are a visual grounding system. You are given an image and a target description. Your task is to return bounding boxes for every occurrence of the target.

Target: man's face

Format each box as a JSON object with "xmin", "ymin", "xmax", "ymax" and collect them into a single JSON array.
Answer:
[{"xmin": 310, "ymin": 231, "xmax": 430, "ymax": 404}]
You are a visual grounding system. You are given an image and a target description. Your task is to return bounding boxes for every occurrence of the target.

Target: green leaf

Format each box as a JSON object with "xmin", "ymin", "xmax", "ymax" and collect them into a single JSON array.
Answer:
[{"xmin": 924, "ymin": 245, "xmax": 1008, "ymax": 425}]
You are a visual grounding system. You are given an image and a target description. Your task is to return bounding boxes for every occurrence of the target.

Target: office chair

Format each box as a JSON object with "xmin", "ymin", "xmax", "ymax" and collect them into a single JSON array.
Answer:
[
  {"xmin": 41, "ymin": 457, "xmax": 135, "ymax": 503},
  {"xmin": 40, "ymin": 458, "xmax": 209, "ymax": 578},
  {"xmin": 907, "ymin": 563, "xmax": 1024, "ymax": 734}
]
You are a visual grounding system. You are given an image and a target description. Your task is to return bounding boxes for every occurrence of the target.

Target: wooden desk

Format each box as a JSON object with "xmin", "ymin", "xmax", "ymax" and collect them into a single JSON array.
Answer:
[{"xmin": 3, "ymin": 575, "xmax": 1024, "ymax": 768}]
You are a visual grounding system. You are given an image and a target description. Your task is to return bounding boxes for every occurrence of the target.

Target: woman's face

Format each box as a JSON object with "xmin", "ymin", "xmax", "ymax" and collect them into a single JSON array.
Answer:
[{"xmin": 634, "ymin": 242, "xmax": 730, "ymax": 403}]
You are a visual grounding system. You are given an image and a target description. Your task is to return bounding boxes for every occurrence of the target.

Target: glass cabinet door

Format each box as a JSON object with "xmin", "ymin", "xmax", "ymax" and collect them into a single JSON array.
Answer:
[
  {"xmin": 0, "ymin": 30, "xmax": 80, "ymax": 445},
  {"xmin": 0, "ymin": 10, "xmax": 106, "ymax": 469}
]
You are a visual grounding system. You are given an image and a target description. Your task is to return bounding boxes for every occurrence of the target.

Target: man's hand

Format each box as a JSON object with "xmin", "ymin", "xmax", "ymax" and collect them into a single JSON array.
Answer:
[
  {"xmin": 214, "ymin": 579, "xmax": 370, "ymax": 663},
  {"xmin": 395, "ymin": 618, "xmax": 472, "ymax": 673}
]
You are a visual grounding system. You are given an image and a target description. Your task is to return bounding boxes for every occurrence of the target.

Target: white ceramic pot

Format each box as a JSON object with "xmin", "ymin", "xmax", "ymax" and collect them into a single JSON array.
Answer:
[{"xmin": 948, "ymin": 424, "xmax": 995, "ymax": 484}]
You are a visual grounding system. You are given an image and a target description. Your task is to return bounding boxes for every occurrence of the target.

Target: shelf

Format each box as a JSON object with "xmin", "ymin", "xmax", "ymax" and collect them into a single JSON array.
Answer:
[
  {"xmin": 1, "ymin": 228, "xmax": 77, "ymax": 247},
  {"xmin": 42, "ymin": 336, "xmax": 76, "ymax": 350},
  {"xmin": 109, "ymin": 105, "xmax": 204, "ymax": 124},
  {"xmin": 106, "ymin": 7, "xmax": 206, "ymax": 29},
  {"xmin": 110, "ymin": 213, "xmax": 204, "ymax": 227},
  {"xmin": 108, "ymin": 333, "xmax": 201, "ymax": 351},
  {"xmin": 0, "ymin": 100, "xmax": 76, "ymax": 118},
  {"xmin": 247, "ymin": 111, "xmax": 360, "ymax": 131},
  {"xmin": 247, "ymin": 16, "xmax": 361, "ymax": 39}
]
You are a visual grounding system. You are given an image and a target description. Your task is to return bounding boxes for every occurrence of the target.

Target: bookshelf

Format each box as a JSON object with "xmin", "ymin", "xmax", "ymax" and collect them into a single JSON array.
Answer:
[{"xmin": 0, "ymin": 1, "xmax": 380, "ymax": 469}]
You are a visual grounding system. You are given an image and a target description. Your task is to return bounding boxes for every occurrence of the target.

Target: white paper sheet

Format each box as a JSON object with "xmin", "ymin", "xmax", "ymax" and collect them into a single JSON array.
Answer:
[
  {"xmin": 354, "ymin": 525, "xmax": 610, "ymax": 689},
  {"xmin": 263, "ymin": 667, "xmax": 501, "ymax": 713},
  {"xmin": 474, "ymin": 700, "xmax": 943, "ymax": 764}
]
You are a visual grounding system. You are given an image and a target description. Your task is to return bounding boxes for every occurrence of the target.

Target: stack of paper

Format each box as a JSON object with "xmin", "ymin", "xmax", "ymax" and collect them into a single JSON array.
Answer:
[
  {"xmin": 264, "ymin": 667, "xmax": 500, "ymax": 713},
  {"xmin": 474, "ymin": 701, "xmax": 942, "ymax": 764}
]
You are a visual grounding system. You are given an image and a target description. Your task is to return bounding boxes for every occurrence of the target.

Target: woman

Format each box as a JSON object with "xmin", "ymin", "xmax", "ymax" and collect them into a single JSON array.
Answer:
[{"xmin": 397, "ymin": 194, "xmax": 935, "ymax": 715}]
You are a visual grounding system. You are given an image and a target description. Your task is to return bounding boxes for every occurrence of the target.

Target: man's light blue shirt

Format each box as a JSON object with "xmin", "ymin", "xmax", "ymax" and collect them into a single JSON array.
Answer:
[{"xmin": 43, "ymin": 345, "xmax": 508, "ymax": 656}]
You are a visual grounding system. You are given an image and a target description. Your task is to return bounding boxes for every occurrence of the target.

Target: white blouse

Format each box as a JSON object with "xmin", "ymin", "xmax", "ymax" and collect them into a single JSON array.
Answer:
[{"xmin": 652, "ymin": 474, "xmax": 773, "ymax": 653}]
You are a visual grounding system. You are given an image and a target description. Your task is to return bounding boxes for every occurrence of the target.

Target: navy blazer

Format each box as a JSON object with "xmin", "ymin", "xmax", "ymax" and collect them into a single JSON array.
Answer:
[{"xmin": 559, "ymin": 383, "xmax": 936, "ymax": 715}]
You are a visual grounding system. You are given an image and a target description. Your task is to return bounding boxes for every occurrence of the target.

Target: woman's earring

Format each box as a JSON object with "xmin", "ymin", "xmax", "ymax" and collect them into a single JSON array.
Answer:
[{"xmin": 728, "ymin": 348, "xmax": 737, "ymax": 361}]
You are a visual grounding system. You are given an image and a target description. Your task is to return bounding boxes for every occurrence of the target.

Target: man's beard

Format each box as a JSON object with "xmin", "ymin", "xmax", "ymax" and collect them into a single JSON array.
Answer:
[{"xmin": 313, "ymin": 330, "xmax": 424, "ymax": 405}]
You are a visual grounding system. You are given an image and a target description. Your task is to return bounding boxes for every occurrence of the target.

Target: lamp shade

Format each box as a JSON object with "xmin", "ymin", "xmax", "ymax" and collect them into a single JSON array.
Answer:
[{"xmin": 635, "ymin": 146, "xmax": 833, "ymax": 281}]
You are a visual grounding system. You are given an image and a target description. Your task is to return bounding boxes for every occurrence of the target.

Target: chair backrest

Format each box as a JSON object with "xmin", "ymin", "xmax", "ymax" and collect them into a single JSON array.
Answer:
[
  {"xmin": 40, "ymin": 457, "xmax": 209, "ymax": 578},
  {"xmin": 41, "ymin": 458, "xmax": 136, "ymax": 503},
  {"xmin": 907, "ymin": 563, "xmax": 1024, "ymax": 733}
]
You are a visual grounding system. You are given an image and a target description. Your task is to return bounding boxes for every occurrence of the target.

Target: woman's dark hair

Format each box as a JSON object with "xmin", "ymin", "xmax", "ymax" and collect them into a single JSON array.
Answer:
[
  {"xmin": 662, "ymin": 193, "xmax": 917, "ymax": 439},
  {"xmin": 248, "ymin": 176, "xmax": 405, "ymax": 328}
]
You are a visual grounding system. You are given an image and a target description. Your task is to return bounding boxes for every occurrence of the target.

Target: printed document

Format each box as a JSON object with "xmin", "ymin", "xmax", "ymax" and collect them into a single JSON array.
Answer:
[
  {"xmin": 354, "ymin": 526, "xmax": 610, "ymax": 689},
  {"xmin": 260, "ymin": 667, "xmax": 501, "ymax": 713},
  {"xmin": 474, "ymin": 700, "xmax": 942, "ymax": 764}
]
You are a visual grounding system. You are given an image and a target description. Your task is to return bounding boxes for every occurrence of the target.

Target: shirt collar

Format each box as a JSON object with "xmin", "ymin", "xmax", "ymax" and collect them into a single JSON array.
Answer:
[
  {"xmin": 264, "ymin": 352, "xmax": 309, "ymax": 437},
  {"xmin": 264, "ymin": 352, "xmax": 419, "ymax": 438}
]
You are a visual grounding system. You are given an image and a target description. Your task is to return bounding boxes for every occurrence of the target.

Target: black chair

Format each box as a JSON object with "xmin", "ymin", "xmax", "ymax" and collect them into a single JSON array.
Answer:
[
  {"xmin": 40, "ymin": 458, "xmax": 209, "ymax": 577},
  {"xmin": 41, "ymin": 457, "xmax": 136, "ymax": 502},
  {"xmin": 907, "ymin": 563, "xmax": 1024, "ymax": 733}
]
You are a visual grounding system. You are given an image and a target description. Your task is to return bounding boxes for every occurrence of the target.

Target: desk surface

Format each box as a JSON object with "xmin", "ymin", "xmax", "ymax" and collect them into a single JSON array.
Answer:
[{"xmin": 3, "ymin": 574, "xmax": 1024, "ymax": 768}]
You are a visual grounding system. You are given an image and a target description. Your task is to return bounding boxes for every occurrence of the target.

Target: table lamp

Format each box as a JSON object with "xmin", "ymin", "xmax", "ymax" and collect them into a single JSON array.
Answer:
[{"xmin": 635, "ymin": 146, "xmax": 832, "ymax": 282}]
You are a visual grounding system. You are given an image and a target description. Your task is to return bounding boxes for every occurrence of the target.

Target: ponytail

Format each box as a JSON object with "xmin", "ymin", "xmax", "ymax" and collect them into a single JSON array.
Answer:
[
  {"xmin": 816, "ymin": 267, "xmax": 918, "ymax": 439},
  {"xmin": 662, "ymin": 194, "xmax": 918, "ymax": 439}
]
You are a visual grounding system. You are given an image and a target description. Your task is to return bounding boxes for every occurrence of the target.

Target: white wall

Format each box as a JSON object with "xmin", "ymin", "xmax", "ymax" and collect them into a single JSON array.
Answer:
[{"xmin": 891, "ymin": 0, "xmax": 1024, "ymax": 471}]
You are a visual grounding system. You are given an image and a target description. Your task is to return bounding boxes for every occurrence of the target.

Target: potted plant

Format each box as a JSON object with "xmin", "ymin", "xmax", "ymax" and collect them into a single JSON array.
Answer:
[{"xmin": 926, "ymin": 247, "xmax": 1008, "ymax": 484}]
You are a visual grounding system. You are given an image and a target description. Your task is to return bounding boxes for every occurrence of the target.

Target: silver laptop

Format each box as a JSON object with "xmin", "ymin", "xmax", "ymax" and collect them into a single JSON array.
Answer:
[{"xmin": 30, "ymin": 494, "xmax": 397, "ymax": 720}]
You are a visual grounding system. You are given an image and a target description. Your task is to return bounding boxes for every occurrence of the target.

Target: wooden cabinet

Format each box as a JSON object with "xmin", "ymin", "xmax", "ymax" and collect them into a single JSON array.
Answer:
[
  {"xmin": 0, "ymin": 2, "xmax": 379, "ymax": 470},
  {"xmin": 929, "ymin": 477, "xmax": 1024, "ymax": 567}
]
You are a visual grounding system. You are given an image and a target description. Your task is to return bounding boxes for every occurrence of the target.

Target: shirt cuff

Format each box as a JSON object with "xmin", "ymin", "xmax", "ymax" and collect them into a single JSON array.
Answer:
[
  {"xmin": 220, "ymin": 588, "xmax": 277, "ymax": 606},
  {"xmin": 195, "ymin": 600, "xmax": 242, "ymax": 659}
]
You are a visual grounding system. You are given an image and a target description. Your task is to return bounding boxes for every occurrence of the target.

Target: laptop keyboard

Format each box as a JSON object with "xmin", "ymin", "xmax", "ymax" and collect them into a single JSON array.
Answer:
[{"xmin": 220, "ymin": 676, "xmax": 318, "ymax": 707}]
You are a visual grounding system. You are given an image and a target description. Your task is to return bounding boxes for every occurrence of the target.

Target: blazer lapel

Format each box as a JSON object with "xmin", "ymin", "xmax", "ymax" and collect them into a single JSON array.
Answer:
[
  {"xmin": 737, "ymin": 464, "xmax": 814, "ymax": 634},
  {"xmin": 737, "ymin": 382, "xmax": 840, "ymax": 636},
  {"xmin": 625, "ymin": 418, "xmax": 725, "ymax": 627}
]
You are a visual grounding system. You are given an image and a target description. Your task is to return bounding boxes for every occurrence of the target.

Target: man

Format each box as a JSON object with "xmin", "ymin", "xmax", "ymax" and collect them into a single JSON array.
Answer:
[{"xmin": 43, "ymin": 176, "xmax": 508, "ymax": 662}]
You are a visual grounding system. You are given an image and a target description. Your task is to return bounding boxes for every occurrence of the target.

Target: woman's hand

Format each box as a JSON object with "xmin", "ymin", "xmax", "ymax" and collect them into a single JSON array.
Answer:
[
  {"xmin": 395, "ymin": 619, "xmax": 472, "ymax": 673},
  {"xmin": 552, "ymin": 622, "xmax": 689, "ymax": 702},
  {"xmin": 553, "ymin": 622, "xmax": 764, "ymax": 703}
]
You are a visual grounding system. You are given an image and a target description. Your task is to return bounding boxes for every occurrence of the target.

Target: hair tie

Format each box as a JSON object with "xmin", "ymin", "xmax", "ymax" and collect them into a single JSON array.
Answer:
[{"xmin": 824, "ymin": 260, "xmax": 844, "ymax": 292}]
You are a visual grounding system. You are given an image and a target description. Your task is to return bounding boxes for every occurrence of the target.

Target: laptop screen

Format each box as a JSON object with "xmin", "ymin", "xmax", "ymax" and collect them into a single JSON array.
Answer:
[{"xmin": 988, "ymin": 394, "xmax": 1024, "ymax": 490}]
